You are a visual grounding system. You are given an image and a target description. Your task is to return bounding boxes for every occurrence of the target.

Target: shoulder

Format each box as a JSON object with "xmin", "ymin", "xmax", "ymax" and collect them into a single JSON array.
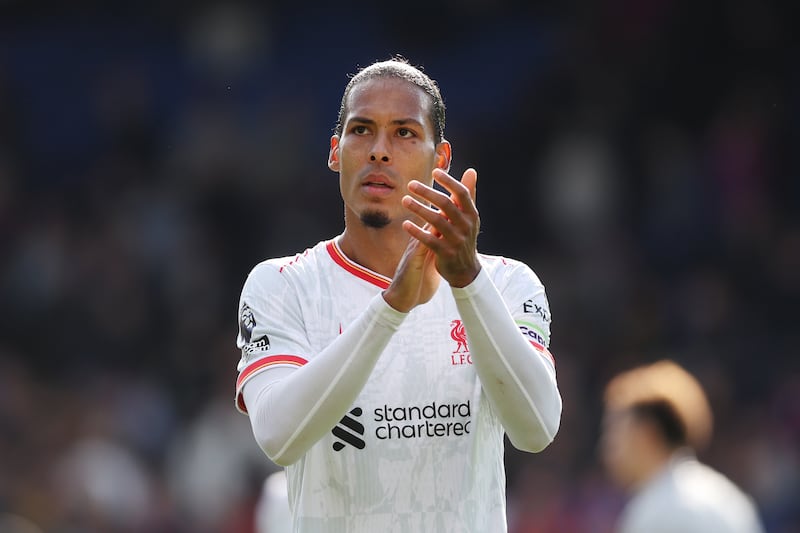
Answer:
[
  {"xmin": 248, "ymin": 240, "xmax": 331, "ymax": 278},
  {"xmin": 623, "ymin": 457, "xmax": 763, "ymax": 533},
  {"xmin": 620, "ymin": 481, "xmax": 688, "ymax": 533},
  {"xmin": 620, "ymin": 459, "xmax": 691, "ymax": 529},
  {"xmin": 672, "ymin": 458, "xmax": 744, "ymax": 499},
  {"xmin": 242, "ymin": 240, "xmax": 331, "ymax": 292},
  {"xmin": 478, "ymin": 253, "xmax": 545, "ymax": 289},
  {"xmin": 674, "ymin": 459, "xmax": 762, "ymax": 515}
]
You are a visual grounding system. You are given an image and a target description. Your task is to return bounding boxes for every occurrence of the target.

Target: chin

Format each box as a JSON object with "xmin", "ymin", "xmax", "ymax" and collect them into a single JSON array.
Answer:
[{"xmin": 360, "ymin": 210, "xmax": 391, "ymax": 229}]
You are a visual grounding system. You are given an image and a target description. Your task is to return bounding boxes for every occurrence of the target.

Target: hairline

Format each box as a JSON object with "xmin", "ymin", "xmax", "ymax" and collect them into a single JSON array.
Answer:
[{"xmin": 334, "ymin": 59, "xmax": 446, "ymax": 144}]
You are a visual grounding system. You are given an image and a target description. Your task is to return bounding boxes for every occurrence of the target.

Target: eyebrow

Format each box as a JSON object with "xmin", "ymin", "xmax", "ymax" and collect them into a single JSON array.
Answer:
[{"xmin": 347, "ymin": 116, "xmax": 424, "ymax": 128}]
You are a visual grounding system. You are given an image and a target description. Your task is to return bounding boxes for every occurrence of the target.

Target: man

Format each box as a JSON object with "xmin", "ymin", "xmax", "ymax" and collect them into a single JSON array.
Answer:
[
  {"xmin": 234, "ymin": 57, "xmax": 562, "ymax": 532},
  {"xmin": 601, "ymin": 359, "xmax": 765, "ymax": 533}
]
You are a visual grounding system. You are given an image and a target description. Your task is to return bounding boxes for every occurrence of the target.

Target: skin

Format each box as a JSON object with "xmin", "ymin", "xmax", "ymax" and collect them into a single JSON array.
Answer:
[
  {"xmin": 328, "ymin": 77, "xmax": 482, "ymax": 312},
  {"xmin": 601, "ymin": 409, "xmax": 674, "ymax": 492}
]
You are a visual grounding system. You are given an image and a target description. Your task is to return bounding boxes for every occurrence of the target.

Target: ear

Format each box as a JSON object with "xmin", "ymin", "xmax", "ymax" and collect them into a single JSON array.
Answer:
[
  {"xmin": 435, "ymin": 140, "xmax": 452, "ymax": 172},
  {"xmin": 328, "ymin": 135, "xmax": 340, "ymax": 172}
]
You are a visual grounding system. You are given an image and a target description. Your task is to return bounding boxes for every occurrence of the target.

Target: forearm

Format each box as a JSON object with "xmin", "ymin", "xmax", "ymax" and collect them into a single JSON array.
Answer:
[
  {"xmin": 452, "ymin": 269, "xmax": 562, "ymax": 452},
  {"xmin": 242, "ymin": 294, "xmax": 406, "ymax": 465}
]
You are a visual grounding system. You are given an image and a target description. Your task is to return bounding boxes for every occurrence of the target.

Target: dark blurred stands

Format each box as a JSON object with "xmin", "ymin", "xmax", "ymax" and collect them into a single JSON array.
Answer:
[{"xmin": 0, "ymin": 2, "xmax": 797, "ymax": 531}]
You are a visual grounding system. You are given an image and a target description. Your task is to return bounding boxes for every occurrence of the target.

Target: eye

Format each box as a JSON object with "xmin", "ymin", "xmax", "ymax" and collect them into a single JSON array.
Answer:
[
  {"xmin": 351, "ymin": 125, "xmax": 369, "ymax": 135},
  {"xmin": 397, "ymin": 128, "xmax": 415, "ymax": 138}
]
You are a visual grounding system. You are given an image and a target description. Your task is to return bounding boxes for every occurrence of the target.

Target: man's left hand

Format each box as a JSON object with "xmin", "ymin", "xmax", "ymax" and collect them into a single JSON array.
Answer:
[{"xmin": 402, "ymin": 168, "xmax": 482, "ymax": 288}]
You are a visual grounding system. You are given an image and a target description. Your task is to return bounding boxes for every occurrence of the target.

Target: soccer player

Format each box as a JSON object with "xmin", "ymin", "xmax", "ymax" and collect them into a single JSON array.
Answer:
[
  {"xmin": 601, "ymin": 359, "xmax": 765, "ymax": 533},
  {"xmin": 234, "ymin": 56, "xmax": 562, "ymax": 532}
]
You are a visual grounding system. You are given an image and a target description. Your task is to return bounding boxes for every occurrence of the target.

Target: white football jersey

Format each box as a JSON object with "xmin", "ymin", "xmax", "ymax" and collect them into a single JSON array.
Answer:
[
  {"xmin": 235, "ymin": 237, "xmax": 554, "ymax": 533},
  {"xmin": 618, "ymin": 452, "xmax": 765, "ymax": 533}
]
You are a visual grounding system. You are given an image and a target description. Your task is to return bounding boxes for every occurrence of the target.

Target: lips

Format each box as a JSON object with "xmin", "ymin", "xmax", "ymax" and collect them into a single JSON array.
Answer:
[
  {"xmin": 361, "ymin": 173, "xmax": 396, "ymax": 197},
  {"xmin": 361, "ymin": 173, "xmax": 395, "ymax": 189}
]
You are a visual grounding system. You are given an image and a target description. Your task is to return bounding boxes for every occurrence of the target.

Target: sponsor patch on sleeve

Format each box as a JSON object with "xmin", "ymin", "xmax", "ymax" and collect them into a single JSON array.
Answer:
[
  {"xmin": 516, "ymin": 319, "xmax": 555, "ymax": 365},
  {"xmin": 522, "ymin": 297, "xmax": 551, "ymax": 324},
  {"xmin": 239, "ymin": 302, "xmax": 270, "ymax": 356}
]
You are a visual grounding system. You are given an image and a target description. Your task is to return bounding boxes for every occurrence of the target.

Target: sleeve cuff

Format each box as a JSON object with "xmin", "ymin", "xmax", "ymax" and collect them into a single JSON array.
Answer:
[
  {"xmin": 450, "ymin": 267, "xmax": 490, "ymax": 300},
  {"xmin": 372, "ymin": 292, "xmax": 408, "ymax": 329}
]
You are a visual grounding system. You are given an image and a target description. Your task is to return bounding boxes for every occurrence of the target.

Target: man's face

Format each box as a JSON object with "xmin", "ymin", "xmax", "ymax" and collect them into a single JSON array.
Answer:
[
  {"xmin": 328, "ymin": 77, "xmax": 449, "ymax": 229},
  {"xmin": 600, "ymin": 409, "xmax": 645, "ymax": 491}
]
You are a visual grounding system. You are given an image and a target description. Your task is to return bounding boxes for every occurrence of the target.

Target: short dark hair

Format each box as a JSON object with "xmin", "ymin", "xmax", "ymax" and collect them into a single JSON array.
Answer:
[
  {"xmin": 631, "ymin": 400, "xmax": 688, "ymax": 449},
  {"xmin": 334, "ymin": 56, "xmax": 446, "ymax": 143},
  {"xmin": 604, "ymin": 359, "xmax": 713, "ymax": 451}
]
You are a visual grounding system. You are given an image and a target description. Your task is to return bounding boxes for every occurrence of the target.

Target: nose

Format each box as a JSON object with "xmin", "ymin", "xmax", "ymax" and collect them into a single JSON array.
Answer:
[{"xmin": 369, "ymin": 133, "xmax": 391, "ymax": 163}]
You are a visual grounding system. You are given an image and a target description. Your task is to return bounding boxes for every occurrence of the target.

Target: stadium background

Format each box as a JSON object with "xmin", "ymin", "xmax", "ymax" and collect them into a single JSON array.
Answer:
[{"xmin": 0, "ymin": 1, "xmax": 797, "ymax": 531}]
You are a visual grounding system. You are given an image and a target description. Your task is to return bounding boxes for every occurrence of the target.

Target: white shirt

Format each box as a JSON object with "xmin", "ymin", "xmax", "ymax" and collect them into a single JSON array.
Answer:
[
  {"xmin": 255, "ymin": 470, "xmax": 292, "ymax": 533},
  {"xmin": 235, "ymin": 238, "xmax": 560, "ymax": 533},
  {"xmin": 618, "ymin": 451, "xmax": 766, "ymax": 533}
]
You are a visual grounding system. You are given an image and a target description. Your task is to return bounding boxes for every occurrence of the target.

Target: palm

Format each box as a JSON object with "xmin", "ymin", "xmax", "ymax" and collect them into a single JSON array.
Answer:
[
  {"xmin": 418, "ymin": 246, "xmax": 440, "ymax": 304},
  {"xmin": 384, "ymin": 234, "xmax": 441, "ymax": 312}
]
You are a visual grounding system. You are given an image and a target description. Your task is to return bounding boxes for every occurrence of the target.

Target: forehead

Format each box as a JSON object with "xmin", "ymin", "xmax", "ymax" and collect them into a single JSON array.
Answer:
[
  {"xmin": 344, "ymin": 77, "xmax": 433, "ymax": 127},
  {"xmin": 603, "ymin": 408, "xmax": 636, "ymax": 432}
]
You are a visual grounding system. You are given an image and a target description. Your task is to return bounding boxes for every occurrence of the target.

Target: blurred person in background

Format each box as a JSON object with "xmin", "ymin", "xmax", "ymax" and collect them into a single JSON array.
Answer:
[
  {"xmin": 254, "ymin": 470, "xmax": 291, "ymax": 533},
  {"xmin": 0, "ymin": 513, "xmax": 44, "ymax": 533},
  {"xmin": 600, "ymin": 359, "xmax": 766, "ymax": 533},
  {"xmin": 233, "ymin": 56, "xmax": 562, "ymax": 532}
]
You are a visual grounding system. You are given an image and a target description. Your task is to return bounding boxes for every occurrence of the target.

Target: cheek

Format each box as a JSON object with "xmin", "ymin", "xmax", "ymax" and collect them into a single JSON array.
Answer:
[
  {"xmin": 600, "ymin": 431, "xmax": 617, "ymax": 465},
  {"xmin": 601, "ymin": 428, "xmax": 629, "ymax": 471},
  {"xmin": 338, "ymin": 150, "xmax": 362, "ymax": 177},
  {"xmin": 337, "ymin": 138, "xmax": 365, "ymax": 161}
]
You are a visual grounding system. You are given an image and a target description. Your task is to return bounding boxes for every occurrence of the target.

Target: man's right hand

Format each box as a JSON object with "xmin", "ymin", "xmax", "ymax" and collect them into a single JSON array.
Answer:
[{"xmin": 382, "ymin": 232, "xmax": 440, "ymax": 313}]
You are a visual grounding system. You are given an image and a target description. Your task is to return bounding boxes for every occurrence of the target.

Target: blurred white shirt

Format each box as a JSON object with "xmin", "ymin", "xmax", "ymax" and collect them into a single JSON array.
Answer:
[
  {"xmin": 256, "ymin": 470, "xmax": 292, "ymax": 533},
  {"xmin": 618, "ymin": 450, "xmax": 765, "ymax": 533}
]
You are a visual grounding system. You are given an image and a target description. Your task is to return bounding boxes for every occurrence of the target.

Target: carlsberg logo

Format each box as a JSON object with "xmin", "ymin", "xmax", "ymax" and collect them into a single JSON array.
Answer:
[{"xmin": 373, "ymin": 401, "xmax": 472, "ymax": 440}]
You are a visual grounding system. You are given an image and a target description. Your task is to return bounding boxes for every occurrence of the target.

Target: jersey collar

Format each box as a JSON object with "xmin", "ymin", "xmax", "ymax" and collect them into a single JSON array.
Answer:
[{"xmin": 326, "ymin": 239, "xmax": 392, "ymax": 289}]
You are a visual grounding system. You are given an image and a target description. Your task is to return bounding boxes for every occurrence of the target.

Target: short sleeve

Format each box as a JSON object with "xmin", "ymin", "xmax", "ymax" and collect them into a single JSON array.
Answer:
[
  {"xmin": 494, "ymin": 260, "xmax": 554, "ymax": 363},
  {"xmin": 234, "ymin": 262, "xmax": 311, "ymax": 413}
]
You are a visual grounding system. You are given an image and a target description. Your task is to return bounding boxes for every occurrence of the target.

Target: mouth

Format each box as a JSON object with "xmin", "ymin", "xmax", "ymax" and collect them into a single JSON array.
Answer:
[
  {"xmin": 361, "ymin": 173, "xmax": 396, "ymax": 197},
  {"xmin": 361, "ymin": 173, "xmax": 395, "ymax": 189}
]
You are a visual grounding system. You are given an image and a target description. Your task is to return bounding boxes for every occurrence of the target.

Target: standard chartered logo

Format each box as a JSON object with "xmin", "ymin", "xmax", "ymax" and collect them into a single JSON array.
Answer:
[
  {"xmin": 374, "ymin": 401, "xmax": 471, "ymax": 440},
  {"xmin": 331, "ymin": 401, "xmax": 472, "ymax": 451},
  {"xmin": 332, "ymin": 407, "xmax": 366, "ymax": 451}
]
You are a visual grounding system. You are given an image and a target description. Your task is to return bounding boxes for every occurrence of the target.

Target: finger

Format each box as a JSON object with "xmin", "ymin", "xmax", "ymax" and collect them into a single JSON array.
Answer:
[
  {"xmin": 432, "ymin": 169, "xmax": 477, "ymax": 215},
  {"xmin": 402, "ymin": 220, "xmax": 444, "ymax": 251},
  {"xmin": 423, "ymin": 220, "xmax": 442, "ymax": 238},
  {"xmin": 407, "ymin": 180, "xmax": 455, "ymax": 213},
  {"xmin": 461, "ymin": 168, "xmax": 477, "ymax": 203},
  {"xmin": 407, "ymin": 180, "xmax": 464, "ymax": 223},
  {"xmin": 402, "ymin": 195, "xmax": 459, "ymax": 240}
]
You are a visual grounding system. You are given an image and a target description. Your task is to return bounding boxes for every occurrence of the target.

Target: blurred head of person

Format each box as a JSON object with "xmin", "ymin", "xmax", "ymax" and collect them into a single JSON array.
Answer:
[{"xmin": 600, "ymin": 359, "xmax": 713, "ymax": 491}]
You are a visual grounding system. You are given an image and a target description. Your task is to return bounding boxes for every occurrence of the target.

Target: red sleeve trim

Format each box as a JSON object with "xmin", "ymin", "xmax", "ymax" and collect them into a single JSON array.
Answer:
[
  {"xmin": 235, "ymin": 354, "xmax": 308, "ymax": 413},
  {"xmin": 529, "ymin": 341, "xmax": 556, "ymax": 366}
]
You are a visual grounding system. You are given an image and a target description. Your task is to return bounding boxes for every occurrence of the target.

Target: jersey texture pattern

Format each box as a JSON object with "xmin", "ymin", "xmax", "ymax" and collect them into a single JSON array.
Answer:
[{"xmin": 235, "ymin": 238, "xmax": 554, "ymax": 533}]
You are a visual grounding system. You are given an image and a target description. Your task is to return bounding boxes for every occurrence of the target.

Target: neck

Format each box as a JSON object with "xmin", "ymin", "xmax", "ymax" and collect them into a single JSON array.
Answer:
[
  {"xmin": 631, "ymin": 445, "xmax": 674, "ymax": 490},
  {"xmin": 338, "ymin": 213, "xmax": 411, "ymax": 279}
]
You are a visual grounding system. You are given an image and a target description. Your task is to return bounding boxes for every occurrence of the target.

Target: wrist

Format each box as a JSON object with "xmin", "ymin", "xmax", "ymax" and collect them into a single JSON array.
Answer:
[
  {"xmin": 447, "ymin": 264, "xmax": 482, "ymax": 289},
  {"xmin": 381, "ymin": 287, "xmax": 414, "ymax": 313}
]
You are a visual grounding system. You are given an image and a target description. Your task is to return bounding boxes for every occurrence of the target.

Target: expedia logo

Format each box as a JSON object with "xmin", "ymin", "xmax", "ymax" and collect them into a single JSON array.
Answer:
[
  {"xmin": 523, "ymin": 298, "xmax": 551, "ymax": 323},
  {"xmin": 332, "ymin": 407, "xmax": 365, "ymax": 451}
]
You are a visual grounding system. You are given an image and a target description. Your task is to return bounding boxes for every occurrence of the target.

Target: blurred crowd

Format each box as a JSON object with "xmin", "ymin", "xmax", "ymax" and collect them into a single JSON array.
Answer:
[{"xmin": 0, "ymin": 1, "xmax": 797, "ymax": 532}]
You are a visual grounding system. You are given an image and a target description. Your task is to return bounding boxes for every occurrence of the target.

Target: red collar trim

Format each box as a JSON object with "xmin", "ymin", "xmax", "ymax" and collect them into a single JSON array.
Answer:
[{"xmin": 326, "ymin": 240, "xmax": 391, "ymax": 289}]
